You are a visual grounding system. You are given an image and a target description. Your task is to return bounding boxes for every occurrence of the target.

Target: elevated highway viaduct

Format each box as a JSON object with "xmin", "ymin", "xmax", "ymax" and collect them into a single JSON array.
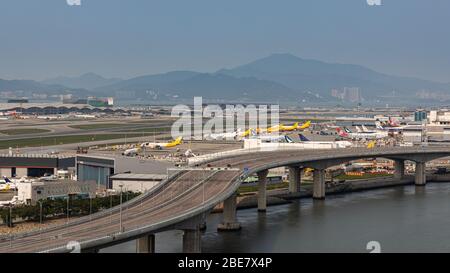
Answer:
[{"xmin": 0, "ymin": 146, "xmax": 449, "ymax": 253}]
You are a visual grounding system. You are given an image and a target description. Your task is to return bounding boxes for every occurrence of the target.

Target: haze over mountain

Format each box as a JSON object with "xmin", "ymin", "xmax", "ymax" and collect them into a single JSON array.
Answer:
[
  {"xmin": 218, "ymin": 53, "xmax": 450, "ymax": 98},
  {"xmin": 2, "ymin": 54, "xmax": 450, "ymax": 103},
  {"xmin": 93, "ymin": 70, "xmax": 319, "ymax": 102},
  {"xmin": 0, "ymin": 78, "xmax": 88, "ymax": 95},
  {"xmin": 42, "ymin": 73, "xmax": 122, "ymax": 90}
]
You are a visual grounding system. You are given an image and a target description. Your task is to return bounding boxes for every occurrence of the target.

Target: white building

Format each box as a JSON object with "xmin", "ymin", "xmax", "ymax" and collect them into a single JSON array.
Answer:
[
  {"xmin": 17, "ymin": 180, "xmax": 96, "ymax": 205},
  {"xmin": 429, "ymin": 110, "xmax": 450, "ymax": 125}
]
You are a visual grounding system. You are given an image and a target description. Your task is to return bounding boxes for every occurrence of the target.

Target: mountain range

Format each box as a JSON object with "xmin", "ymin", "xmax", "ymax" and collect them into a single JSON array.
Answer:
[
  {"xmin": 1, "ymin": 53, "xmax": 449, "ymax": 103},
  {"xmin": 42, "ymin": 72, "xmax": 122, "ymax": 90}
]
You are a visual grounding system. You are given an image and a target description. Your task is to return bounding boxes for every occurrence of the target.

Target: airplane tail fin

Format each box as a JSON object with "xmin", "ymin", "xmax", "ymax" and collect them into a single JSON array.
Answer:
[
  {"xmin": 356, "ymin": 126, "xmax": 362, "ymax": 133},
  {"xmin": 285, "ymin": 135, "xmax": 294, "ymax": 143},
  {"xmin": 362, "ymin": 125, "xmax": 369, "ymax": 132},
  {"xmin": 344, "ymin": 127, "xmax": 352, "ymax": 133},
  {"xmin": 299, "ymin": 134, "xmax": 310, "ymax": 141},
  {"xmin": 3, "ymin": 176, "xmax": 11, "ymax": 183},
  {"xmin": 336, "ymin": 128, "xmax": 348, "ymax": 137},
  {"xmin": 367, "ymin": 141, "xmax": 376, "ymax": 149},
  {"xmin": 375, "ymin": 121, "xmax": 384, "ymax": 130},
  {"xmin": 175, "ymin": 136, "xmax": 183, "ymax": 144},
  {"xmin": 167, "ymin": 136, "xmax": 183, "ymax": 147}
]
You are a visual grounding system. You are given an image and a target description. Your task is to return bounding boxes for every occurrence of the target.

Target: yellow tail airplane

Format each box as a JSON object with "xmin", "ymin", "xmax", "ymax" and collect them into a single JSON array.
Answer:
[
  {"xmin": 141, "ymin": 136, "xmax": 183, "ymax": 149},
  {"xmin": 297, "ymin": 121, "xmax": 311, "ymax": 130},
  {"xmin": 164, "ymin": 136, "xmax": 183, "ymax": 148},
  {"xmin": 280, "ymin": 122, "xmax": 299, "ymax": 132},
  {"xmin": 239, "ymin": 129, "xmax": 253, "ymax": 138},
  {"xmin": 367, "ymin": 140, "xmax": 376, "ymax": 149}
]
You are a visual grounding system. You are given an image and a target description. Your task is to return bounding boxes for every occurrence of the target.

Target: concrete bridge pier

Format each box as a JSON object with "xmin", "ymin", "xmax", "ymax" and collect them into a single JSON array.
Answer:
[
  {"xmin": 217, "ymin": 192, "xmax": 241, "ymax": 231},
  {"xmin": 136, "ymin": 234, "xmax": 155, "ymax": 253},
  {"xmin": 415, "ymin": 162, "xmax": 426, "ymax": 186},
  {"xmin": 288, "ymin": 166, "xmax": 301, "ymax": 193},
  {"xmin": 394, "ymin": 160, "xmax": 405, "ymax": 180},
  {"xmin": 313, "ymin": 169, "xmax": 326, "ymax": 200},
  {"xmin": 257, "ymin": 170, "xmax": 269, "ymax": 212},
  {"xmin": 182, "ymin": 227, "xmax": 202, "ymax": 253}
]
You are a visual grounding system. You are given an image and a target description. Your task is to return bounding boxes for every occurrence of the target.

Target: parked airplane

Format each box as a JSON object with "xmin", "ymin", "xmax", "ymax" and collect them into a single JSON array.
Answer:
[
  {"xmin": 122, "ymin": 146, "xmax": 141, "ymax": 156},
  {"xmin": 141, "ymin": 136, "xmax": 183, "ymax": 149},
  {"xmin": 377, "ymin": 117, "xmax": 401, "ymax": 128},
  {"xmin": 297, "ymin": 121, "xmax": 311, "ymax": 130},
  {"xmin": 252, "ymin": 134, "xmax": 294, "ymax": 143},
  {"xmin": 337, "ymin": 127, "xmax": 387, "ymax": 140},
  {"xmin": 0, "ymin": 177, "xmax": 16, "ymax": 191},
  {"xmin": 205, "ymin": 128, "xmax": 252, "ymax": 140},
  {"xmin": 257, "ymin": 121, "xmax": 310, "ymax": 134},
  {"xmin": 280, "ymin": 122, "xmax": 299, "ymax": 132},
  {"xmin": 375, "ymin": 121, "xmax": 409, "ymax": 132},
  {"xmin": 362, "ymin": 125, "xmax": 372, "ymax": 132},
  {"xmin": 298, "ymin": 134, "xmax": 353, "ymax": 148}
]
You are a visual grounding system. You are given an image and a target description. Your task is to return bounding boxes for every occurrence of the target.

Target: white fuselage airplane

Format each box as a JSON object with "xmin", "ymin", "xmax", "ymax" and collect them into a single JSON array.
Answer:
[
  {"xmin": 0, "ymin": 177, "xmax": 16, "ymax": 191},
  {"xmin": 251, "ymin": 134, "xmax": 293, "ymax": 143},
  {"xmin": 337, "ymin": 127, "xmax": 387, "ymax": 140},
  {"xmin": 205, "ymin": 131, "xmax": 239, "ymax": 140},
  {"xmin": 298, "ymin": 134, "xmax": 353, "ymax": 148},
  {"xmin": 122, "ymin": 147, "xmax": 141, "ymax": 156},
  {"xmin": 204, "ymin": 129, "xmax": 251, "ymax": 140}
]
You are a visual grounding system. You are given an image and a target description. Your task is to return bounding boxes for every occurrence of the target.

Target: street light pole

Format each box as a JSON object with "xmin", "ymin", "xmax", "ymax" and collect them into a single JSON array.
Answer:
[
  {"xmin": 119, "ymin": 185, "xmax": 123, "ymax": 233},
  {"xmin": 89, "ymin": 196, "xmax": 92, "ymax": 221},
  {"xmin": 39, "ymin": 201, "xmax": 43, "ymax": 225},
  {"xmin": 109, "ymin": 194, "xmax": 113, "ymax": 223},
  {"xmin": 66, "ymin": 194, "xmax": 70, "ymax": 224}
]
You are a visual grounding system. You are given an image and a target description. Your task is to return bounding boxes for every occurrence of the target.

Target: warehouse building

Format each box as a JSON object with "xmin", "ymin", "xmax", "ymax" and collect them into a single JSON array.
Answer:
[
  {"xmin": 76, "ymin": 155, "xmax": 172, "ymax": 190},
  {"xmin": 0, "ymin": 154, "xmax": 75, "ymax": 178}
]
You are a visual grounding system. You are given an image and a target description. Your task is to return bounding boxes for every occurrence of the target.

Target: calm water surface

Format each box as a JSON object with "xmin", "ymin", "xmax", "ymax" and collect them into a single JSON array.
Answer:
[{"xmin": 101, "ymin": 183, "xmax": 450, "ymax": 253}]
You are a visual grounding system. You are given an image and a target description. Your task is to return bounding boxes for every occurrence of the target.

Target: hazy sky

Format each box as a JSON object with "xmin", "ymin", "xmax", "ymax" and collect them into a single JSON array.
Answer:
[{"xmin": 1, "ymin": 0, "xmax": 449, "ymax": 82}]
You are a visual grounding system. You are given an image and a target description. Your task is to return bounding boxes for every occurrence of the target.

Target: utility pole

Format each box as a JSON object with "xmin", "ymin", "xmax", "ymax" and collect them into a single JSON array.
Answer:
[
  {"xmin": 66, "ymin": 195, "xmax": 70, "ymax": 224},
  {"xmin": 89, "ymin": 196, "xmax": 92, "ymax": 221},
  {"xmin": 119, "ymin": 185, "xmax": 123, "ymax": 233},
  {"xmin": 38, "ymin": 201, "xmax": 43, "ymax": 225}
]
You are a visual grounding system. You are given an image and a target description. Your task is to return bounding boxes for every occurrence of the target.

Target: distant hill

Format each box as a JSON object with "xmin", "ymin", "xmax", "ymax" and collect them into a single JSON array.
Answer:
[
  {"xmin": 4, "ymin": 54, "xmax": 450, "ymax": 104},
  {"xmin": 0, "ymin": 78, "xmax": 88, "ymax": 95},
  {"xmin": 95, "ymin": 70, "xmax": 320, "ymax": 102},
  {"xmin": 42, "ymin": 72, "xmax": 122, "ymax": 90},
  {"xmin": 217, "ymin": 53, "xmax": 450, "ymax": 99}
]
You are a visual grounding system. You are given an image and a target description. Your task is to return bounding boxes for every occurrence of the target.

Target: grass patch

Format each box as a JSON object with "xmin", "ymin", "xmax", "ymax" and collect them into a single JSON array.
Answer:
[
  {"xmin": 116, "ymin": 127, "xmax": 171, "ymax": 133},
  {"xmin": 0, "ymin": 129, "xmax": 51, "ymax": 135},
  {"xmin": 238, "ymin": 182, "xmax": 289, "ymax": 194},
  {"xmin": 69, "ymin": 123, "xmax": 123, "ymax": 130},
  {"xmin": 0, "ymin": 134, "xmax": 143, "ymax": 149},
  {"xmin": 335, "ymin": 173, "xmax": 392, "ymax": 180}
]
